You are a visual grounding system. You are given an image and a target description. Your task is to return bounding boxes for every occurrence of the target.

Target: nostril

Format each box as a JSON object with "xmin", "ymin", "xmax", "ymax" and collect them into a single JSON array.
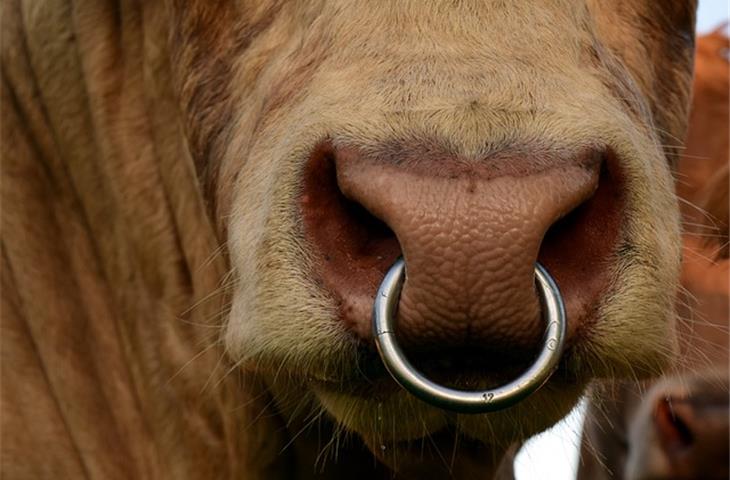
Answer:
[
  {"xmin": 538, "ymin": 153, "xmax": 624, "ymax": 345},
  {"xmin": 655, "ymin": 396, "xmax": 695, "ymax": 451},
  {"xmin": 343, "ymin": 199, "xmax": 396, "ymax": 258},
  {"xmin": 301, "ymin": 142, "xmax": 401, "ymax": 339}
]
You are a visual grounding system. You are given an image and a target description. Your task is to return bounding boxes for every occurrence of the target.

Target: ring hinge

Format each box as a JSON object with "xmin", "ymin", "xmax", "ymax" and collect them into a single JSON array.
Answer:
[{"xmin": 372, "ymin": 257, "xmax": 566, "ymax": 414}]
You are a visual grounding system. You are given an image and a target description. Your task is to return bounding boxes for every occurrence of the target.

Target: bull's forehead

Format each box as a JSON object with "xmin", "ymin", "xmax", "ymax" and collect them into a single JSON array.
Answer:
[
  {"xmin": 239, "ymin": 1, "xmax": 596, "ymax": 104},
  {"xmin": 291, "ymin": 0, "xmax": 590, "ymax": 55},
  {"xmin": 172, "ymin": 0, "xmax": 695, "ymax": 203},
  {"xmin": 222, "ymin": 0, "xmax": 690, "ymax": 142}
]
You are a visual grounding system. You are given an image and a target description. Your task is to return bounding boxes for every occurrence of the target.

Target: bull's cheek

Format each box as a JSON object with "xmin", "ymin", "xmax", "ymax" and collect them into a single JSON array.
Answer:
[{"xmin": 312, "ymin": 387, "xmax": 449, "ymax": 444}]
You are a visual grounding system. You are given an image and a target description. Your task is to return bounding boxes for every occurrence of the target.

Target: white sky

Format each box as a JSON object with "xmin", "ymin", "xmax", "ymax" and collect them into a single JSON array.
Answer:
[
  {"xmin": 697, "ymin": 0, "xmax": 729, "ymax": 33},
  {"xmin": 514, "ymin": 2, "xmax": 729, "ymax": 479}
]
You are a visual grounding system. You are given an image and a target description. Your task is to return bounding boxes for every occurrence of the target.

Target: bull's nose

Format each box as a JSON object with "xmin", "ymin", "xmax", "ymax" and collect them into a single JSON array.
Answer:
[{"xmin": 301, "ymin": 142, "xmax": 622, "ymax": 354}]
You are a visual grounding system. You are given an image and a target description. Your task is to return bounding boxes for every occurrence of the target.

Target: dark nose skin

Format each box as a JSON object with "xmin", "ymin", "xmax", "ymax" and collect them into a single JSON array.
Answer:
[
  {"xmin": 301, "ymin": 142, "xmax": 621, "ymax": 355},
  {"xmin": 652, "ymin": 383, "xmax": 730, "ymax": 479}
]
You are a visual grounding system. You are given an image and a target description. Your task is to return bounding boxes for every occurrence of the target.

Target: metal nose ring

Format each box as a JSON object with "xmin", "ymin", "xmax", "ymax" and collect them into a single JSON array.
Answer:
[{"xmin": 372, "ymin": 258, "xmax": 567, "ymax": 414}]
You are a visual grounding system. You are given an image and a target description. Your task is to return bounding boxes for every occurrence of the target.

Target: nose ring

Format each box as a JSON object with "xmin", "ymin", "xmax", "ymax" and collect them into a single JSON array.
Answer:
[{"xmin": 372, "ymin": 258, "xmax": 566, "ymax": 414}]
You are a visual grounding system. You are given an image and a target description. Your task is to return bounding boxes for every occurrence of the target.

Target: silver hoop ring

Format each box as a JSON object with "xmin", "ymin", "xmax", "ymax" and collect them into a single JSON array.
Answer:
[{"xmin": 372, "ymin": 258, "xmax": 566, "ymax": 414}]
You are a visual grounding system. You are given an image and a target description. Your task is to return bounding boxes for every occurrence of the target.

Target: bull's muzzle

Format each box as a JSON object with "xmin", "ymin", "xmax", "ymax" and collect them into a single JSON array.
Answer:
[{"xmin": 373, "ymin": 258, "xmax": 566, "ymax": 414}]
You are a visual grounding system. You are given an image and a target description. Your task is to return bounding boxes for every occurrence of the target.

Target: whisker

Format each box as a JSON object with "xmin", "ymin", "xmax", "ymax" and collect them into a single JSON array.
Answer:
[{"xmin": 166, "ymin": 340, "xmax": 222, "ymax": 385}]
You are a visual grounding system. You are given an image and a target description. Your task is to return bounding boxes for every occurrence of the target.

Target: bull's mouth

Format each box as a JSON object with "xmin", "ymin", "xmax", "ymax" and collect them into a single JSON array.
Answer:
[
  {"xmin": 300, "ymin": 140, "xmax": 624, "ymax": 387},
  {"xmin": 253, "ymin": 339, "xmax": 570, "ymax": 406},
  {"xmin": 312, "ymin": 344, "xmax": 554, "ymax": 397}
]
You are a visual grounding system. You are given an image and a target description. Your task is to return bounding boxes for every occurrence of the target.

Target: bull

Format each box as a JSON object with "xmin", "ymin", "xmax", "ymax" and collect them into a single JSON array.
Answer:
[{"xmin": 1, "ymin": 1, "xmax": 698, "ymax": 478}]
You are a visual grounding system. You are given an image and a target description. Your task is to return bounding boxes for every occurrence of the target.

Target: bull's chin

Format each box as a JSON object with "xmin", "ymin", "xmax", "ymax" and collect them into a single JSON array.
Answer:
[
  {"xmin": 309, "ymin": 373, "xmax": 586, "ymax": 457},
  {"xmin": 307, "ymin": 383, "xmax": 514, "ymax": 475}
]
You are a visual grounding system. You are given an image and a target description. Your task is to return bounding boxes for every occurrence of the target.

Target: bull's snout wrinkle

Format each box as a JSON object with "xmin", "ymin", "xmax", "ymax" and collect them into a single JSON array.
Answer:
[{"xmin": 302, "ymin": 142, "xmax": 621, "ymax": 359}]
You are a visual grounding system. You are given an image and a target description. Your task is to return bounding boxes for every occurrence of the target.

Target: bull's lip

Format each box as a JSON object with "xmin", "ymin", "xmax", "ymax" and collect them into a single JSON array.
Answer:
[{"xmin": 310, "ymin": 342, "xmax": 579, "ymax": 401}]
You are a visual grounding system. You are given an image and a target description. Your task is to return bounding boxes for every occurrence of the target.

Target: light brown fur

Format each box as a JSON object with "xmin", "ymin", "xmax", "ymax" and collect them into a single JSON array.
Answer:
[{"xmin": 1, "ymin": 1, "xmax": 696, "ymax": 478}]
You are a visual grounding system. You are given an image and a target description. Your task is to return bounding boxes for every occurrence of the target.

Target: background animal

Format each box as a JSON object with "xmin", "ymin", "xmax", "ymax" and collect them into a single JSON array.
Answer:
[
  {"xmin": 1, "ymin": 1, "xmax": 698, "ymax": 478},
  {"xmin": 578, "ymin": 29, "xmax": 729, "ymax": 480}
]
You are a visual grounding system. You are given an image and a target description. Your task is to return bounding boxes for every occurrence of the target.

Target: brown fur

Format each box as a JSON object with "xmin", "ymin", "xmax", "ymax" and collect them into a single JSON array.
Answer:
[
  {"xmin": 578, "ymin": 29, "xmax": 729, "ymax": 480},
  {"xmin": 1, "ymin": 1, "xmax": 697, "ymax": 478}
]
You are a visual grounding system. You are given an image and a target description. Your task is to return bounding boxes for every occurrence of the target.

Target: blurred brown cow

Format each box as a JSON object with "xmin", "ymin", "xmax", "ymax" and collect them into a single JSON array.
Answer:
[{"xmin": 578, "ymin": 28, "xmax": 730, "ymax": 480}]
